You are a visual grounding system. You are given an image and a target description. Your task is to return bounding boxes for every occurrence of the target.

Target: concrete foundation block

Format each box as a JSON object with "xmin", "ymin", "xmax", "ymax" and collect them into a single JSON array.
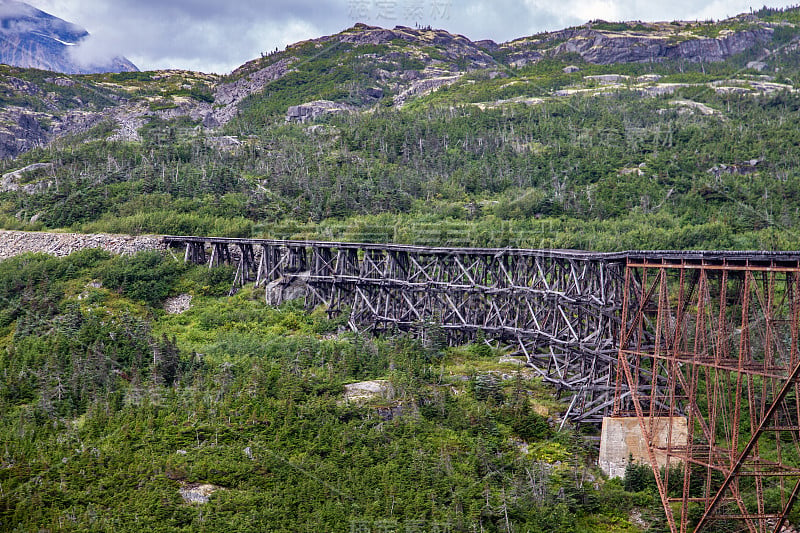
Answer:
[{"xmin": 599, "ymin": 416, "xmax": 687, "ymax": 479}]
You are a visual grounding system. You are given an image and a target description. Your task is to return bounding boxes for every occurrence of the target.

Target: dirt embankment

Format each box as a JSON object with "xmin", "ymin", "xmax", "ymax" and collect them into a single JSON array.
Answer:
[{"xmin": 0, "ymin": 230, "xmax": 164, "ymax": 260}]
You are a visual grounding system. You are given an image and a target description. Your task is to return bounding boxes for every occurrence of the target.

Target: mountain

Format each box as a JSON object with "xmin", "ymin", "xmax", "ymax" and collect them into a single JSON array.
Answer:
[
  {"xmin": 0, "ymin": 0, "xmax": 137, "ymax": 74},
  {"xmin": 9, "ymin": 8, "xmax": 800, "ymax": 533},
  {"xmin": 0, "ymin": 7, "xmax": 798, "ymax": 248},
  {"xmin": 0, "ymin": 12, "xmax": 787, "ymax": 158}
]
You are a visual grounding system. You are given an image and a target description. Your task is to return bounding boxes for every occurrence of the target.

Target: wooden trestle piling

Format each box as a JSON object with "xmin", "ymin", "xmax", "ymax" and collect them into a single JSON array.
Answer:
[{"xmin": 165, "ymin": 236, "xmax": 633, "ymax": 423}]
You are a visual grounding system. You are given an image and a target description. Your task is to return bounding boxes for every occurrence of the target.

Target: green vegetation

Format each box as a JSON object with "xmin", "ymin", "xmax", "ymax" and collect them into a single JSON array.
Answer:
[
  {"xmin": 0, "ymin": 9, "xmax": 797, "ymax": 251},
  {"xmin": 683, "ymin": 20, "xmax": 762, "ymax": 39},
  {"xmin": 0, "ymin": 9, "xmax": 797, "ymax": 250},
  {"xmin": 756, "ymin": 5, "xmax": 800, "ymax": 24},
  {"xmin": 588, "ymin": 21, "xmax": 654, "ymax": 32},
  {"xmin": 5, "ymin": 81, "xmax": 800, "ymax": 250},
  {"xmin": 0, "ymin": 250, "xmax": 658, "ymax": 531},
  {"xmin": 5, "ymin": 13, "xmax": 800, "ymax": 529}
]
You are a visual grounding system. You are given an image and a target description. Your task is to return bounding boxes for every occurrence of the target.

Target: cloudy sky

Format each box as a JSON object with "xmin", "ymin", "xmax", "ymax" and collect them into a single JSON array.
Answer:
[{"xmin": 22, "ymin": 0, "xmax": 797, "ymax": 73}]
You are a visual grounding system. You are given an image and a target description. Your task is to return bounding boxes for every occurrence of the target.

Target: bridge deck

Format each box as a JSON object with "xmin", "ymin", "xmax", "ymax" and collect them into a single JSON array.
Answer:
[{"xmin": 163, "ymin": 235, "xmax": 800, "ymax": 264}]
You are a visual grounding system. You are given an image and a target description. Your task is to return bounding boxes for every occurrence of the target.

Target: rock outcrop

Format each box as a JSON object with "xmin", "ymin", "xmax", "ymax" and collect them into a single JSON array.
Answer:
[
  {"xmin": 164, "ymin": 294, "xmax": 193, "ymax": 314},
  {"xmin": 393, "ymin": 75, "xmax": 462, "ymax": 106},
  {"xmin": 0, "ymin": 109, "xmax": 49, "ymax": 159},
  {"xmin": 503, "ymin": 25, "xmax": 774, "ymax": 66},
  {"xmin": 343, "ymin": 380, "xmax": 395, "ymax": 402},
  {"xmin": 179, "ymin": 483, "xmax": 221, "ymax": 504},
  {"xmin": 0, "ymin": 162, "xmax": 53, "ymax": 193},
  {"xmin": 286, "ymin": 100, "xmax": 353, "ymax": 123},
  {"xmin": 210, "ymin": 57, "xmax": 296, "ymax": 127},
  {"xmin": 707, "ymin": 158, "xmax": 763, "ymax": 178},
  {"xmin": 264, "ymin": 271, "xmax": 310, "ymax": 305},
  {"xmin": 336, "ymin": 24, "xmax": 496, "ymax": 70}
]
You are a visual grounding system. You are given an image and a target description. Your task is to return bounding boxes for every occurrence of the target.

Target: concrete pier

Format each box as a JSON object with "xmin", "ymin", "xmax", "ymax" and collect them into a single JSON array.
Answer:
[{"xmin": 599, "ymin": 416, "xmax": 687, "ymax": 479}]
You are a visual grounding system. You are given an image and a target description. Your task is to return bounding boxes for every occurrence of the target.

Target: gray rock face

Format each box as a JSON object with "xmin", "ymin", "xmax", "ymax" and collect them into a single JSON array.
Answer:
[
  {"xmin": 264, "ymin": 271, "xmax": 310, "ymax": 305},
  {"xmin": 333, "ymin": 24, "xmax": 496, "ymax": 70},
  {"xmin": 210, "ymin": 57, "xmax": 296, "ymax": 127},
  {"xmin": 585, "ymin": 74, "xmax": 630, "ymax": 84},
  {"xmin": 343, "ymin": 380, "xmax": 395, "ymax": 402},
  {"xmin": 363, "ymin": 87, "xmax": 384, "ymax": 99},
  {"xmin": 164, "ymin": 294, "xmax": 192, "ymax": 314},
  {"xmin": 393, "ymin": 75, "xmax": 462, "ymax": 106},
  {"xmin": 505, "ymin": 26, "xmax": 774, "ymax": 66},
  {"xmin": 286, "ymin": 100, "xmax": 353, "ymax": 123},
  {"xmin": 0, "ymin": 162, "xmax": 52, "ymax": 193},
  {"xmin": 179, "ymin": 483, "xmax": 221, "ymax": 504},
  {"xmin": 475, "ymin": 39, "xmax": 499, "ymax": 52},
  {"xmin": 0, "ymin": 109, "xmax": 47, "ymax": 159},
  {"xmin": 707, "ymin": 158, "xmax": 763, "ymax": 178}
]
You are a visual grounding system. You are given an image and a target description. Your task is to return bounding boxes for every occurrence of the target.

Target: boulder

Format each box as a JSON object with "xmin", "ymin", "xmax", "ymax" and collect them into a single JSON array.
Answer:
[
  {"xmin": 584, "ymin": 74, "xmax": 629, "ymax": 84},
  {"xmin": 393, "ymin": 75, "xmax": 462, "ymax": 106},
  {"xmin": 179, "ymin": 483, "xmax": 221, "ymax": 504},
  {"xmin": 264, "ymin": 271, "xmax": 310, "ymax": 305},
  {"xmin": 498, "ymin": 355, "xmax": 525, "ymax": 366},
  {"xmin": 344, "ymin": 380, "xmax": 395, "ymax": 402},
  {"xmin": 363, "ymin": 87, "xmax": 384, "ymax": 99},
  {"xmin": 164, "ymin": 294, "xmax": 192, "ymax": 314}
]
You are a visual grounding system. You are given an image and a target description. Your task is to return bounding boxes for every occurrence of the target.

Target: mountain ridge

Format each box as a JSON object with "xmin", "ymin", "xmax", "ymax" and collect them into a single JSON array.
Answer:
[{"xmin": 0, "ymin": 9, "xmax": 793, "ymax": 159}]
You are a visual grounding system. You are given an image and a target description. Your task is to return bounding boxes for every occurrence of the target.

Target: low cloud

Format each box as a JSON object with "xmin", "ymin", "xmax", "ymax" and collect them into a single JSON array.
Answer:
[
  {"xmin": 0, "ymin": 19, "xmax": 37, "ymax": 34},
  {"xmin": 0, "ymin": 0, "xmax": 39, "ymax": 18},
  {"xmin": 66, "ymin": 33, "xmax": 119, "ymax": 69},
  {"xmin": 28, "ymin": 0, "xmax": 348, "ymax": 73}
]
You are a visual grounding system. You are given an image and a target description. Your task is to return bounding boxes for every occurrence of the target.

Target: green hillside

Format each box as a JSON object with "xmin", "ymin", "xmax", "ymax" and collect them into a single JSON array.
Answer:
[{"xmin": 0, "ymin": 10, "xmax": 799, "ymax": 249}]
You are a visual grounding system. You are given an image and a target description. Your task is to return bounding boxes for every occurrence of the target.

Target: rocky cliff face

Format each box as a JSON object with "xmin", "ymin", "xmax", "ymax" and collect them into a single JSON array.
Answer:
[
  {"xmin": 0, "ymin": 107, "xmax": 47, "ymax": 159},
  {"xmin": 335, "ymin": 24, "xmax": 497, "ymax": 70},
  {"xmin": 502, "ymin": 23, "xmax": 775, "ymax": 66},
  {"xmin": 285, "ymin": 100, "xmax": 353, "ymax": 122},
  {"xmin": 0, "ymin": 0, "xmax": 137, "ymax": 74},
  {"xmin": 209, "ymin": 57, "xmax": 296, "ymax": 127}
]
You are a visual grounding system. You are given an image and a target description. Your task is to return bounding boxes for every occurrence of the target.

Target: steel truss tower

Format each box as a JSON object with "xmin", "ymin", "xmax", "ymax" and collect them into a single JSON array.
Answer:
[{"xmin": 616, "ymin": 256, "xmax": 800, "ymax": 533}]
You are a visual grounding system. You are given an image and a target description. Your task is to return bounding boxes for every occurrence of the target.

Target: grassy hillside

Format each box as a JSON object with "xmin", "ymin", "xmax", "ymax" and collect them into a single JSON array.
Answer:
[{"xmin": 3, "ymin": 78, "xmax": 800, "ymax": 250}]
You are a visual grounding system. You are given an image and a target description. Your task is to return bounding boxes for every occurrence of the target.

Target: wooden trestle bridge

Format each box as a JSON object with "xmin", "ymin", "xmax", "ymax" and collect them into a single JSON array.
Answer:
[{"xmin": 165, "ymin": 235, "xmax": 800, "ymax": 533}]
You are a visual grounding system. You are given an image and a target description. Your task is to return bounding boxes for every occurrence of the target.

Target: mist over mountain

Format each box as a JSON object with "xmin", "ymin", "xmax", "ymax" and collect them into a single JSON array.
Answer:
[{"xmin": 0, "ymin": 0, "xmax": 136, "ymax": 74}]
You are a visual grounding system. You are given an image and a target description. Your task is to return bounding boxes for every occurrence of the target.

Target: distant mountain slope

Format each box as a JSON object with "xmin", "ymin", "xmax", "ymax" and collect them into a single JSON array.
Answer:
[
  {"xmin": 496, "ymin": 18, "xmax": 774, "ymax": 66},
  {"xmin": 0, "ymin": 0, "xmax": 137, "ymax": 74},
  {"xmin": 2, "ymin": 7, "xmax": 800, "ymax": 252},
  {"xmin": 0, "ymin": 9, "xmax": 794, "ymax": 158}
]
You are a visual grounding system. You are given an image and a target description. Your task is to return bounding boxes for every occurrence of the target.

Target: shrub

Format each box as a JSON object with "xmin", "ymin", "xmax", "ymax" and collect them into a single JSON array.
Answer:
[{"xmin": 100, "ymin": 251, "xmax": 186, "ymax": 306}]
